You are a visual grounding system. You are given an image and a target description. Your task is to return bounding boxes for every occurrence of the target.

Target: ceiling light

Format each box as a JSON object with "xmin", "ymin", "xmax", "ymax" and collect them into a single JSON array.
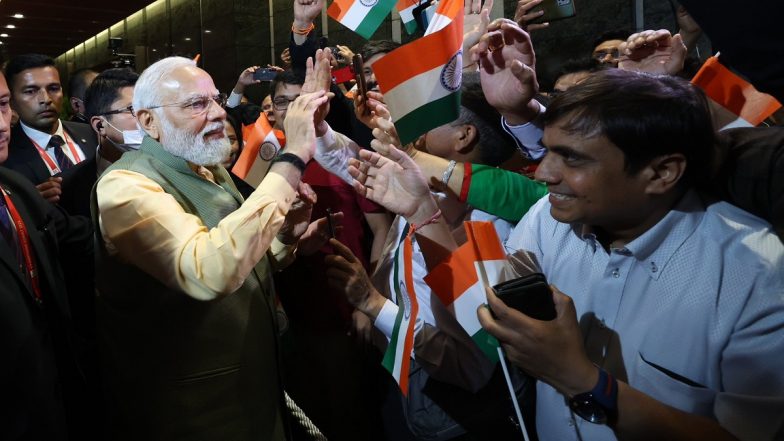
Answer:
[
  {"xmin": 184, "ymin": 37, "xmax": 191, "ymax": 41},
  {"xmin": 204, "ymin": 30, "xmax": 211, "ymax": 33},
  {"xmin": 0, "ymin": 33, "xmax": 8, "ymax": 37},
  {"xmin": 13, "ymin": 14, "xmax": 24, "ymax": 19},
  {"xmin": 6, "ymin": 25, "xmax": 15, "ymax": 29}
]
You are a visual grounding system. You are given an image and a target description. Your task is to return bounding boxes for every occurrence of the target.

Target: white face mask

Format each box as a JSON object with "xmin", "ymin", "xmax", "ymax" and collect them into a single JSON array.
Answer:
[{"xmin": 103, "ymin": 118, "xmax": 145, "ymax": 151}]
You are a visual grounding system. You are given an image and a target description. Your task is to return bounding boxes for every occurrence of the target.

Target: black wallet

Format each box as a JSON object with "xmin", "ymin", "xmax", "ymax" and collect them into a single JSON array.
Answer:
[{"xmin": 492, "ymin": 273, "xmax": 556, "ymax": 321}]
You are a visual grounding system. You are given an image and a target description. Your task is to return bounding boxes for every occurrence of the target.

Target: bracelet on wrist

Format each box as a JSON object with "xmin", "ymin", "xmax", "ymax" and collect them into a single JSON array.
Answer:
[
  {"xmin": 441, "ymin": 160, "xmax": 457, "ymax": 186},
  {"xmin": 292, "ymin": 22, "xmax": 315, "ymax": 35},
  {"xmin": 408, "ymin": 209, "xmax": 442, "ymax": 238},
  {"xmin": 272, "ymin": 152, "xmax": 307, "ymax": 173}
]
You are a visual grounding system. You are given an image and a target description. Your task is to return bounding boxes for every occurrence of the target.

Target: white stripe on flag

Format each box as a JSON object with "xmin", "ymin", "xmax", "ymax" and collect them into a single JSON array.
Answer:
[
  {"xmin": 383, "ymin": 63, "xmax": 455, "ymax": 121},
  {"xmin": 425, "ymin": 11, "xmax": 451, "ymax": 34},
  {"xmin": 449, "ymin": 260, "xmax": 508, "ymax": 335},
  {"xmin": 341, "ymin": 1, "xmax": 374, "ymax": 30}
]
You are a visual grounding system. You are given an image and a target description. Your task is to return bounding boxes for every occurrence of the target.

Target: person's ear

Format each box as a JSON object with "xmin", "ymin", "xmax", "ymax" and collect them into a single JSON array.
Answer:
[
  {"xmin": 643, "ymin": 153, "xmax": 687, "ymax": 195},
  {"xmin": 135, "ymin": 109, "xmax": 160, "ymax": 140},
  {"xmin": 455, "ymin": 124, "xmax": 478, "ymax": 154},
  {"xmin": 90, "ymin": 116, "xmax": 105, "ymax": 138},
  {"xmin": 70, "ymin": 97, "xmax": 81, "ymax": 113}
]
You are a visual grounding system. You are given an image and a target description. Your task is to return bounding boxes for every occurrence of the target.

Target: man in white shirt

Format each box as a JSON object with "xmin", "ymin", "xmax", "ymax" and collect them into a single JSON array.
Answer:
[{"xmin": 1, "ymin": 53, "xmax": 97, "ymax": 203}]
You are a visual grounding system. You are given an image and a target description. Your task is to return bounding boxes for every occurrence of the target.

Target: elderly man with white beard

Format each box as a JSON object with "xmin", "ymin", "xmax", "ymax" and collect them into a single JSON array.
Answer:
[{"xmin": 91, "ymin": 56, "xmax": 329, "ymax": 441}]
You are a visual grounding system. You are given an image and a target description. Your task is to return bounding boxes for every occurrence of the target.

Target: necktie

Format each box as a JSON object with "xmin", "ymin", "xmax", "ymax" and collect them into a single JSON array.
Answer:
[
  {"xmin": 0, "ymin": 194, "xmax": 24, "ymax": 271},
  {"xmin": 50, "ymin": 135, "xmax": 73, "ymax": 170}
]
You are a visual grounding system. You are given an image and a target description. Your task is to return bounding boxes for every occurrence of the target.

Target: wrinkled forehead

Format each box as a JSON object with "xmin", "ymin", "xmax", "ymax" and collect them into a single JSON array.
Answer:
[{"xmin": 158, "ymin": 66, "xmax": 218, "ymax": 102}]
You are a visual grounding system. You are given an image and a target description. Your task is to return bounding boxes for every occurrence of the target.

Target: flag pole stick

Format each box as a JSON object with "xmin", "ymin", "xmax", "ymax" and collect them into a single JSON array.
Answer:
[
  {"xmin": 467, "ymin": 223, "xmax": 530, "ymax": 441},
  {"xmin": 497, "ymin": 346, "xmax": 531, "ymax": 441}
]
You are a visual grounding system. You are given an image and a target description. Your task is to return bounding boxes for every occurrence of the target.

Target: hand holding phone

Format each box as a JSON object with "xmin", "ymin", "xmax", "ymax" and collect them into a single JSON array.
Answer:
[
  {"xmin": 326, "ymin": 208, "xmax": 336, "ymax": 239},
  {"xmin": 492, "ymin": 273, "xmax": 556, "ymax": 321},
  {"xmin": 352, "ymin": 54, "xmax": 369, "ymax": 115},
  {"xmin": 529, "ymin": 0, "xmax": 577, "ymax": 24},
  {"xmin": 253, "ymin": 68, "xmax": 278, "ymax": 82}
]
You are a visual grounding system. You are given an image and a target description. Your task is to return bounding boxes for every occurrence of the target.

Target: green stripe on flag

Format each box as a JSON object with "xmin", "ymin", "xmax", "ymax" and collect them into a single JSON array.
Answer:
[
  {"xmin": 382, "ymin": 223, "xmax": 410, "ymax": 374},
  {"xmin": 395, "ymin": 90, "xmax": 461, "ymax": 145},
  {"xmin": 355, "ymin": 0, "xmax": 398, "ymax": 39},
  {"xmin": 403, "ymin": 19, "xmax": 418, "ymax": 34},
  {"xmin": 471, "ymin": 328, "xmax": 500, "ymax": 364}
]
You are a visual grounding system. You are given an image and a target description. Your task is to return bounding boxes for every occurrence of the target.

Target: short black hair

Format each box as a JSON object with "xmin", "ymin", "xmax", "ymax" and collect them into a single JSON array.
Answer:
[
  {"xmin": 360, "ymin": 40, "xmax": 401, "ymax": 61},
  {"xmin": 270, "ymin": 70, "xmax": 305, "ymax": 99},
  {"xmin": 543, "ymin": 69, "xmax": 715, "ymax": 187},
  {"xmin": 456, "ymin": 72, "xmax": 516, "ymax": 166},
  {"xmin": 592, "ymin": 29, "xmax": 632, "ymax": 50},
  {"xmin": 84, "ymin": 68, "xmax": 139, "ymax": 119},
  {"xmin": 5, "ymin": 53, "xmax": 58, "ymax": 88},
  {"xmin": 68, "ymin": 68, "xmax": 98, "ymax": 101}
]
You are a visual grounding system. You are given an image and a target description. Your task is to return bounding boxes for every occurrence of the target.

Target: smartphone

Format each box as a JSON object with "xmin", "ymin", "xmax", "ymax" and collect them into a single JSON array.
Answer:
[
  {"xmin": 253, "ymin": 68, "xmax": 278, "ymax": 82},
  {"xmin": 530, "ymin": 0, "xmax": 577, "ymax": 24},
  {"xmin": 326, "ymin": 208, "xmax": 336, "ymax": 239},
  {"xmin": 352, "ymin": 54, "xmax": 369, "ymax": 115},
  {"xmin": 492, "ymin": 273, "xmax": 556, "ymax": 321}
]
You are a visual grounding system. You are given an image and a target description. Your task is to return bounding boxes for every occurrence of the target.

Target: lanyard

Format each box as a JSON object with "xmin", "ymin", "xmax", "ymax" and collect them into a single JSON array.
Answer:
[
  {"xmin": 0, "ymin": 187, "xmax": 42, "ymax": 304},
  {"xmin": 30, "ymin": 131, "xmax": 83, "ymax": 175}
]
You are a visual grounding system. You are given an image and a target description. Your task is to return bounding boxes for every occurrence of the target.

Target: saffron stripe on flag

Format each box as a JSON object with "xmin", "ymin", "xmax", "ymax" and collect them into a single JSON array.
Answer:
[
  {"xmin": 372, "ymin": 13, "xmax": 462, "ymax": 92},
  {"xmin": 691, "ymin": 56, "xmax": 782, "ymax": 126},
  {"xmin": 328, "ymin": 0, "xmax": 398, "ymax": 39}
]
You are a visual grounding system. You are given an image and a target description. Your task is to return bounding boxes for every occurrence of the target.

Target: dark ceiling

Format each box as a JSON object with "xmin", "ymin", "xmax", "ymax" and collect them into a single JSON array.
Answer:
[{"xmin": 0, "ymin": 0, "xmax": 152, "ymax": 60}]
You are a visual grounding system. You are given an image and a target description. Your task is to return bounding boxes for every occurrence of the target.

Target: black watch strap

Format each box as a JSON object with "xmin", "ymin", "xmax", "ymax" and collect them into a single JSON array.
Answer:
[
  {"xmin": 272, "ymin": 152, "xmax": 307, "ymax": 173},
  {"xmin": 568, "ymin": 367, "xmax": 618, "ymax": 425}
]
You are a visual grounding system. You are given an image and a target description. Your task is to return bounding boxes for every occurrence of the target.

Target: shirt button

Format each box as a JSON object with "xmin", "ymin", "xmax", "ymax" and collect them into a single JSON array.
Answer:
[
  {"xmin": 612, "ymin": 269, "xmax": 620, "ymax": 278},
  {"xmin": 650, "ymin": 262, "xmax": 658, "ymax": 273},
  {"xmin": 567, "ymin": 418, "xmax": 575, "ymax": 427}
]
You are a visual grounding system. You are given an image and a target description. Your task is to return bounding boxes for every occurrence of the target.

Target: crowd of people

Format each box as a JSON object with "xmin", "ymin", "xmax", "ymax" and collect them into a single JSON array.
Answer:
[{"xmin": 1, "ymin": 0, "xmax": 782, "ymax": 440}]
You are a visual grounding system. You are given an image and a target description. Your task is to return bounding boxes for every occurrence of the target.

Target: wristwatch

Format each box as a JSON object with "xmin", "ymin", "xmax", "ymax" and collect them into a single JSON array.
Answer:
[{"xmin": 568, "ymin": 367, "xmax": 618, "ymax": 424}]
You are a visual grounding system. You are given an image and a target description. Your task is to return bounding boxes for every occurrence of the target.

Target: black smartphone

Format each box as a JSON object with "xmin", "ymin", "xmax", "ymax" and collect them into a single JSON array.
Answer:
[
  {"xmin": 352, "ymin": 54, "xmax": 369, "ymax": 115},
  {"xmin": 253, "ymin": 68, "xmax": 278, "ymax": 82},
  {"xmin": 492, "ymin": 273, "xmax": 556, "ymax": 321},
  {"xmin": 326, "ymin": 208, "xmax": 336, "ymax": 239},
  {"xmin": 530, "ymin": 0, "xmax": 577, "ymax": 24}
]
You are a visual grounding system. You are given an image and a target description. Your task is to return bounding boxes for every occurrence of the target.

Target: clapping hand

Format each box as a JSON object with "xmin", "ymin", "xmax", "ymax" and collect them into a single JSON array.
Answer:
[{"xmin": 618, "ymin": 29, "xmax": 687, "ymax": 76}]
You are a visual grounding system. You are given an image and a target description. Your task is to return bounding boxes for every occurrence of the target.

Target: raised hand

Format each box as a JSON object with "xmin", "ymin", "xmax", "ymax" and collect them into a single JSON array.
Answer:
[
  {"xmin": 354, "ymin": 90, "xmax": 390, "ymax": 131},
  {"xmin": 277, "ymin": 182, "xmax": 318, "ymax": 245},
  {"xmin": 618, "ymin": 29, "xmax": 686, "ymax": 76},
  {"xmin": 470, "ymin": 19, "xmax": 540, "ymax": 125},
  {"xmin": 301, "ymin": 48, "xmax": 335, "ymax": 136},
  {"xmin": 463, "ymin": 0, "xmax": 494, "ymax": 68},
  {"xmin": 283, "ymin": 90, "xmax": 331, "ymax": 162},
  {"xmin": 514, "ymin": 0, "xmax": 549, "ymax": 33},
  {"xmin": 348, "ymin": 145, "xmax": 431, "ymax": 219},
  {"xmin": 293, "ymin": 0, "xmax": 325, "ymax": 28},
  {"xmin": 233, "ymin": 66, "xmax": 262, "ymax": 94}
]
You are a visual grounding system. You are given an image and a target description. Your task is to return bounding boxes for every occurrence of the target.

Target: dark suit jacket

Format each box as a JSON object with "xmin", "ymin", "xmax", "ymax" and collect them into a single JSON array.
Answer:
[
  {"xmin": 59, "ymin": 154, "xmax": 98, "ymax": 218},
  {"xmin": 2, "ymin": 121, "xmax": 98, "ymax": 186},
  {"xmin": 0, "ymin": 167, "xmax": 97, "ymax": 440}
]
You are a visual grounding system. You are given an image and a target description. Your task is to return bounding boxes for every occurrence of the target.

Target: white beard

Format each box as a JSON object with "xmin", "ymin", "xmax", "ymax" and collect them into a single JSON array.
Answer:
[{"xmin": 158, "ymin": 116, "xmax": 231, "ymax": 166}]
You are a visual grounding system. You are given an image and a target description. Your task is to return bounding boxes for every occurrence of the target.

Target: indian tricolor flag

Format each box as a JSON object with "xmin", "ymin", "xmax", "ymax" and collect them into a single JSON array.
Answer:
[
  {"xmin": 425, "ymin": 221, "xmax": 513, "ymax": 363},
  {"xmin": 231, "ymin": 113, "xmax": 284, "ymax": 188},
  {"xmin": 395, "ymin": 0, "xmax": 420, "ymax": 34},
  {"xmin": 373, "ymin": 0, "xmax": 463, "ymax": 145},
  {"xmin": 692, "ymin": 55, "xmax": 782, "ymax": 129},
  {"xmin": 328, "ymin": 0, "xmax": 398, "ymax": 40},
  {"xmin": 381, "ymin": 225, "xmax": 419, "ymax": 396}
]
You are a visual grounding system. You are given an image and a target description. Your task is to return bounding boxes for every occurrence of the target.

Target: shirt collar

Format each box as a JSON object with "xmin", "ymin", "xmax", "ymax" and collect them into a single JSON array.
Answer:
[
  {"xmin": 572, "ymin": 190, "xmax": 706, "ymax": 279},
  {"xmin": 20, "ymin": 119, "xmax": 65, "ymax": 149}
]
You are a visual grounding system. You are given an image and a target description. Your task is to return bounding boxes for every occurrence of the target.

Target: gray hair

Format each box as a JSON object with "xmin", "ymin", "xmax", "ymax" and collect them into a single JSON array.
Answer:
[{"xmin": 132, "ymin": 56, "xmax": 196, "ymax": 112}]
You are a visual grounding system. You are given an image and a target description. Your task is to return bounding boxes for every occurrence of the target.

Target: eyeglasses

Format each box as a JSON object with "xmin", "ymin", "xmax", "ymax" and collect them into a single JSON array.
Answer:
[
  {"xmin": 272, "ymin": 95, "xmax": 299, "ymax": 111},
  {"xmin": 593, "ymin": 49, "xmax": 620, "ymax": 62},
  {"xmin": 147, "ymin": 93, "xmax": 227, "ymax": 116},
  {"xmin": 98, "ymin": 104, "xmax": 135, "ymax": 117}
]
